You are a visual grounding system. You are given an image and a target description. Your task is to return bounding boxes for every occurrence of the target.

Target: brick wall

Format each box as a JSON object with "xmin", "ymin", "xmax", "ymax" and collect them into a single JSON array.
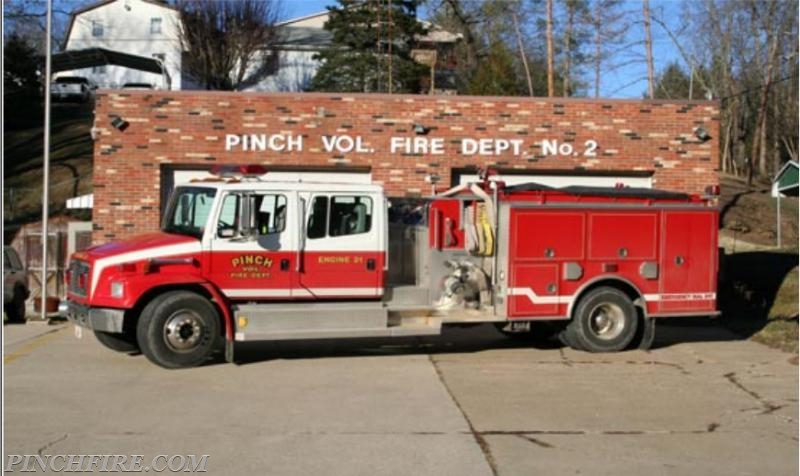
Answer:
[{"xmin": 92, "ymin": 91, "xmax": 719, "ymax": 242}]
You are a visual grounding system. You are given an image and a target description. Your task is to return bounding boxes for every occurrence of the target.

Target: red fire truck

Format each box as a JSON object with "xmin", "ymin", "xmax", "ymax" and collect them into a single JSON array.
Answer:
[{"xmin": 61, "ymin": 166, "xmax": 720, "ymax": 368}]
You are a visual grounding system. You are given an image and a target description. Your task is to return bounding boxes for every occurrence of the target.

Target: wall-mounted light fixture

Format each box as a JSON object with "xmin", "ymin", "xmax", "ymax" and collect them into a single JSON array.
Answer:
[
  {"xmin": 413, "ymin": 124, "xmax": 430, "ymax": 135},
  {"xmin": 693, "ymin": 126, "xmax": 711, "ymax": 142},
  {"xmin": 110, "ymin": 115, "xmax": 129, "ymax": 132},
  {"xmin": 425, "ymin": 173, "xmax": 440, "ymax": 194}
]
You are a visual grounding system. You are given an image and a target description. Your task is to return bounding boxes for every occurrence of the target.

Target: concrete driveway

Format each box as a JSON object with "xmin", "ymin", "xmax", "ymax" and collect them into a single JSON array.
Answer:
[{"xmin": 3, "ymin": 319, "xmax": 797, "ymax": 475}]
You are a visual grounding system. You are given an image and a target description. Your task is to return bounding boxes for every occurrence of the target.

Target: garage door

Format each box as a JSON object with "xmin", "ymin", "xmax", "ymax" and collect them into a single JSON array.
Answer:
[{"xmin": 456, "ymin": 172, "xmax": 652, "ymax": 189}]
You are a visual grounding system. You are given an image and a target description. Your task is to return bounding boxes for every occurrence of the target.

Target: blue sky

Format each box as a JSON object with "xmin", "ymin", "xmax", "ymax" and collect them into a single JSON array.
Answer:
[
  {"xmin": 282, "ymin": 0, "xmax": 685, "ymax": 99},
  {"xmin": 37, "ymin": 0, "xmax": 683, "ymax": 98}
]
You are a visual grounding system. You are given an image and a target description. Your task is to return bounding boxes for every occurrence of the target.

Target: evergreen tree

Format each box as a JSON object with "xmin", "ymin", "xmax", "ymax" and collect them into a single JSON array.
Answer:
[
  {"xmin": 467, "ymin": 40, "xmax": 526, "ymax": 96},
  {"xmin": 652, "ymin": 61, "xmax": 691, "ymax": 99},
  {"xmin": 309, "ymin": 0, "xmax": 428, "ymax": 93},
  {"xmin": 3, "ymin": 34, "xmax": 42, "ymax": 96}
]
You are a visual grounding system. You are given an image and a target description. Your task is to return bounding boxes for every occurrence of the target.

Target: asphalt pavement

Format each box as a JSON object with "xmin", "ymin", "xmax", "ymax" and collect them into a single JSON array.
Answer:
[{"xmin": 3, "ymin": 319, "xmax": 797, "ymax": 475}]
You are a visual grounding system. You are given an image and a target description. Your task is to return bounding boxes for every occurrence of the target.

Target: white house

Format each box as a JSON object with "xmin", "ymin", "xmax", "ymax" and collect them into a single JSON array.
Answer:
[
  {"xmin": 246, "ymin": 12, "xmax": 333, "ymax": 92},
  {"xmin": 60, "ymin": 1, "xmax": 460, "ymax": 93},
  {"xmin": 61, "ymin": 0, "xmax": 181, "ymax": 89}
]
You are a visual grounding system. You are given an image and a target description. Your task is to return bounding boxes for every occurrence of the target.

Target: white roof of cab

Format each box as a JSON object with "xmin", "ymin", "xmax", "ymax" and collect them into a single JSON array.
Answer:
[{"xmin": 181, "ymin": 180, "xmax": 385, "ymax": 195}]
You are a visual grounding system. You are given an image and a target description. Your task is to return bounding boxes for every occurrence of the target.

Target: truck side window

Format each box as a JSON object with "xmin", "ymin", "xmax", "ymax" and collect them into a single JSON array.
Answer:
[
  {"xmin": 218, "ymin": 194, "xmax": 239, "ymax": 232},
  {"xmin": 307, "ymin": 196, "xmax": 329, "ymax": 239},
  {"xmin": 329, "ymin": 196, "xmax": 372, "ymax": 237},
  {"xmin": 307, "ymin": 195, "xmax": 373, "ymax": 239},
  {"xmin": 256, "ymin": 194, "xmax": 287, "ymax": 235}
]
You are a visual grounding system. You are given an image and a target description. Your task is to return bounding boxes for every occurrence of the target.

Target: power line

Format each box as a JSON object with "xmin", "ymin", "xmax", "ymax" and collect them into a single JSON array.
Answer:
[{"xmin": 719, "ymin": 73, "xmax": 798, "ymax": 103}]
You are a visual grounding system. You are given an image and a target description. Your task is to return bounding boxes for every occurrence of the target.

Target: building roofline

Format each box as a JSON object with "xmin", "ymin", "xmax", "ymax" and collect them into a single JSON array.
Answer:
[
  {"xmin": 773, "ymin": 160, "xmax": 799, "ymax": 182},
  {"xmin": 277, "ymin": 10, "xmax": 330, "ymax": 27}
]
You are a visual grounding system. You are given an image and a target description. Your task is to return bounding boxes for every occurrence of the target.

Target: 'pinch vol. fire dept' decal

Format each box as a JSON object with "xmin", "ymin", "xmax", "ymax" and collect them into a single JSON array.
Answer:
[{"xmin": 230, "ymin": 254, "xmax": 273, "ymax": 280}]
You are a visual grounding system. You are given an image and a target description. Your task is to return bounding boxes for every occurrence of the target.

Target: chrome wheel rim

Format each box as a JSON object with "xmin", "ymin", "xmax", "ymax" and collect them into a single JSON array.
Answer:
[
  {"xmin": 588, "ymin": 303, "xmax": 625, "ymax": 340},
  {"xmin": 164, "ymin": 311, "xmax": 205, "ymax": 352}
]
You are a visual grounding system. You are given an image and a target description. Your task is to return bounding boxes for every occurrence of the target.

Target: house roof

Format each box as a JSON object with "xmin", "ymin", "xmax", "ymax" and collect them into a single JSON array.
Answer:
[
  {"xmin": 277, "ymin": 10, "xmax": 329, "ymax": 27},
  {"xmin": 773, "ymin": 160, "xmax": 799, "ymax": 195},
  {"xmin": 276, "ymin": 10, "xmax": 461, "ymax": 45},
  {"xmin": 277, "ymin": 26, "xmax": 333, "ymax": 49}
]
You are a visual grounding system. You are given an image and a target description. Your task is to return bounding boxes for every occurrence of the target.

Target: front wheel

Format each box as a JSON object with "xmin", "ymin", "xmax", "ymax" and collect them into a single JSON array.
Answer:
[
  {"xmin": 137, "ymin": 291, "xmax": 220, "ymax": 369},
  {"xmin": 5, "ymin": 288, "xmax": 27, "ymax": 323},
  {"xmin": 567, "ymin": 287, "xmax": 638, "ymax": 352}
]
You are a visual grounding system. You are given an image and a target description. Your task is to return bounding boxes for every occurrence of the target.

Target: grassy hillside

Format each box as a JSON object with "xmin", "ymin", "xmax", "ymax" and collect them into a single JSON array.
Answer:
[{"xmin": 3, "ymin": 102, "xmax": 94, "ymax": 227}]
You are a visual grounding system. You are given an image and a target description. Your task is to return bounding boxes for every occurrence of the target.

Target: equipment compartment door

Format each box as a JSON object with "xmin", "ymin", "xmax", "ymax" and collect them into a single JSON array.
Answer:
[
  {"xmin": 508, "ymin": 264, "xmax": 560, "ymax": 316},
  {"xmin": 506, "ymin": 209, "xmax": 585, "ymax": 318},
  {"xmin": 298, "ymin": 193, "xmax": 385, "ymax": 299},
  {"xmin": 659, "ymin": 211, "xmax": 717, "ymax": 313}
]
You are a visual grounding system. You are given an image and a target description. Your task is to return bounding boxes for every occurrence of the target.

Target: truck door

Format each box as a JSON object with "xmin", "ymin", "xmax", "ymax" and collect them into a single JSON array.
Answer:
[
  {"xmin": 659, "ymin": 211, "xmax": 717, "ymax": 313},
  {"xmin": 207, "ymin": 190, "xmax": 298, "ymax": 300},
  {"xmin": 298, "ymin": 192, "xmax": 384, "ymax": 299}
]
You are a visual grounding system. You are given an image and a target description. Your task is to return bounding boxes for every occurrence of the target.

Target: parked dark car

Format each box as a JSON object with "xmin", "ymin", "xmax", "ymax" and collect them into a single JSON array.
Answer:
[{"xmin": 4, "ymin": 246, "xmax": 29, "ymax": 323}]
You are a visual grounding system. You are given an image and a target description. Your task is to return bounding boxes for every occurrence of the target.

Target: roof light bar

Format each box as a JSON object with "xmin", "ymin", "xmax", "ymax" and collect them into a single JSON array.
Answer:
[{"xmin": 210, "ymin": 165, "xmax": 268, "ymax": 179}]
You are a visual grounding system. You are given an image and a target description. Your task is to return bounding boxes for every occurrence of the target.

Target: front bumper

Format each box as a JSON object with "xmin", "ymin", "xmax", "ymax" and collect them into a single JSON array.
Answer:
[{"xmin": 60, "ymin": 300, "xmax": 125, "ymax": 333}]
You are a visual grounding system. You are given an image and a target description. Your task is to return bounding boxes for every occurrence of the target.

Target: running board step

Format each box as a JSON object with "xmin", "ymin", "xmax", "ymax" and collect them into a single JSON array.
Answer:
[{"xmin": 233, "ymin": 303, "xmax": 441, "ymax": 342}]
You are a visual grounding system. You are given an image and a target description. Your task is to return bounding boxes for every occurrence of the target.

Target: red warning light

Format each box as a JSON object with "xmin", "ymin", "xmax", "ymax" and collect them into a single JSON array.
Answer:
[{"xmin": 210, "ymin": 165, "xmax": 268, "ymax": 178}]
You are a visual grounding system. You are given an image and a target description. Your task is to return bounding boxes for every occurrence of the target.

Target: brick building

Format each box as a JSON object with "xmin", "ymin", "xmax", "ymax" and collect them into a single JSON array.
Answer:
[{"xmin": 91, "ymin": 91, "xmax": 719, "ymax": 242}]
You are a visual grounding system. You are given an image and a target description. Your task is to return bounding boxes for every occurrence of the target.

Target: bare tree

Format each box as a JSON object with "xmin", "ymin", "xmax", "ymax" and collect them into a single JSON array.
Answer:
[
  {"xmin": 176, "ymin": 0, "xmax": 283, "ymax": 91},
  {"xmin": 586, "ymin": 0, "xmax": 629, "ymax": 98},
  {"xmin": 512, "ymin": 11, "xmax": 534, "ymax": 96},
  {"xmin": 685, "ymin": 0, "xmax": 798, "ymax": 183}
]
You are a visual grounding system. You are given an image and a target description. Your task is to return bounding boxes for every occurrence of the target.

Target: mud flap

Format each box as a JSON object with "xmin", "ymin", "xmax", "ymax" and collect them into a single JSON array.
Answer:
[
  {"xmin": 225, "ymin": 337, "xmax": 235, "ymax": 364},
  {"xmin": 635, "ymin": 316, "xmax": 656, "ymax": 351}
]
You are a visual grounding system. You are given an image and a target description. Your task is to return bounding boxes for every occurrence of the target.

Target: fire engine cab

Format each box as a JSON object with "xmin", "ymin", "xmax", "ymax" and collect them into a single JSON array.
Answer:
[{"xmin": 62, "ymin": 165, "xmax": 720, "ymax": 368}]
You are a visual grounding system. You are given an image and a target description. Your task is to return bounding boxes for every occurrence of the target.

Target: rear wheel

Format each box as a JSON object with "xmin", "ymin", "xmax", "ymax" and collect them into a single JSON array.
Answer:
[
  {"xmin": 137, "ymin": 291, "xmax": 220, "ymax": 369},
  {"xmin": 94, "ymin": 330, "xmax": 139, "ymax": 353},
  {"xmin": 567, "ymin": 287, "xmax": 638, "ymax": 352},
  {"xmin": 4, "ymin": 287, "xmax": 27, "ymax": 323}
]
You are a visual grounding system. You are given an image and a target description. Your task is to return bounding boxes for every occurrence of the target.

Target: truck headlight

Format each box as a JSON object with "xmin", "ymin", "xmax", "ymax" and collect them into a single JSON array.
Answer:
[{"xmin": 110, "ymin": 281, "xmax": 125, "ymax": 298}]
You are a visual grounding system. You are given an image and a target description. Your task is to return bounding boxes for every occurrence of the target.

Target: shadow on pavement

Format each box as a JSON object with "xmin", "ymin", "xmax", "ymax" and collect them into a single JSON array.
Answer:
[
  {"xmin": 718, "ymin": 251, "xmax": 799, "ymax": 338},
  {"xmin": 223, "ymin": 318, "xmax": 745, "ymax": 366}
]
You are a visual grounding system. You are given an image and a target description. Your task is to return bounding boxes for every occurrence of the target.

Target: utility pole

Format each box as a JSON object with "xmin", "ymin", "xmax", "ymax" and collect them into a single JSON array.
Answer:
[
  {"xmin": 546, "ymin": 0, "xmax": 555, "ymax": 97},
  {"xmin": 388, "ymin": 0, "xmax": 393, "ymax": 94},
  {"xmin": 643, "ymin": 0, "xmax": 655, "ymax": 99},
  {"xmin": 41, "ymin": 0, "xmax": 53, "ymax": 320}
]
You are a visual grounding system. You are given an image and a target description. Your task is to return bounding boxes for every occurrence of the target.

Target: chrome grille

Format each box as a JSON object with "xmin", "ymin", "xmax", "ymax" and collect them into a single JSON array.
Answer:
[{"xmin": 68, "ymin": 260, "xmax": 90, "ymax": 297}]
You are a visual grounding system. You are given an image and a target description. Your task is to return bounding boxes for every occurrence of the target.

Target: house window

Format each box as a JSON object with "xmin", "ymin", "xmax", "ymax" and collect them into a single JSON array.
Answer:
[
  {"xmin": 92, "ymin": 20, "xmax": 103, "ymax": 37},
  {"xmin": 150, "ymin": 17, "xmax": 162, "ymax": 34}
]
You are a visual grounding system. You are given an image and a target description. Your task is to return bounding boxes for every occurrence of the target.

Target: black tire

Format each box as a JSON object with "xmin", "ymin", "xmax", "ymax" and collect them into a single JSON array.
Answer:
[
  {"xmin": 137, "ymin": 291, "xmax": 220, "ymax": 369},
  {"xmin": 5, "ymin": 287, "xmax": 27, "ymax": 324},
  {"xmin": 94, "ymin": 330, "xmax": 139, "ymax": 353},
  {"xmin": 557, "ymin": 324, "xmax": 584, "ymax": 351},
  {"xmin": 568, "ymin": 287, "xmax": 638, "ymax": 352}
]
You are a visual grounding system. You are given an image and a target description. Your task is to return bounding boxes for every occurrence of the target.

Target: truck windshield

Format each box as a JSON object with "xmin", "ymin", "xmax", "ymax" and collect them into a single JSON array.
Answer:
[{"xmin": 162, "ymin": 187, "xmax": 217, "ymax": 238}]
